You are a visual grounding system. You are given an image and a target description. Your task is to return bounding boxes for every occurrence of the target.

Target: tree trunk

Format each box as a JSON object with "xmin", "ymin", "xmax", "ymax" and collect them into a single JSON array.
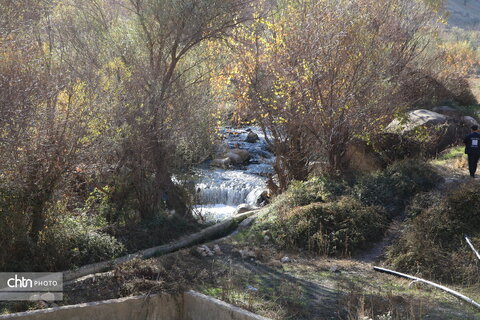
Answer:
[
  {"xmin": 29, "ymin": 196, "xmax": 47, "ymax": 243},
  {"xmin": 151, "ymin": 139, "xmax": 190, "ymax": 220},
  {"xmin": 326, "ymin": 142, "xmax": 347, "ymax": 173},
  {"xmin": 162, "ymin": 176, "xmax": 189, "ymax": 218}
]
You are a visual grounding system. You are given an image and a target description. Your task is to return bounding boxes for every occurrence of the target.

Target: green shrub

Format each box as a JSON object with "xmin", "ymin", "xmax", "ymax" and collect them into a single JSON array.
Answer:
[
  {"xmin": 244, "ymin": 160, "xmax": 441, "ymax": 259},
  {"xmin": 270, "ymin": 197, "xmax": 388, "ymax": 256},
  {"xmin": 354, "ymin": 160, "xmax": 442, "ymax": 213},
  {"xmin": 37, "ymin": 215, "xmax": 125, "ymax": 271},
  {"xmin": 445, "ymin": 183, "xmax": 480, "ymax": 230},
  {"xmin": 405, "ymin": 191, "xmax": 443, "ymax": 219},
  {"xmin": 112, "ymin": 213, "xmax": 199, "ymax": 251},
  {"xmin": 269, "ymin": 175, "xmax": 348, "ymax": 214},
  {"xmin": 386, "ymin": 182, "xmax": 480, "ymax": 284},
  {"xmin": 0, "ymin": 181, "xmax": 31, "ymax": 271}
]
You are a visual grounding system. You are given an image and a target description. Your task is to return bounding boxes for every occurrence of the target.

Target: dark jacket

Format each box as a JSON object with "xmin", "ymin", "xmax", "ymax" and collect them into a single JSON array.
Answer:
[{"xmin": 464, "ymin": 132, "xmax": 480, "ymax": 155}]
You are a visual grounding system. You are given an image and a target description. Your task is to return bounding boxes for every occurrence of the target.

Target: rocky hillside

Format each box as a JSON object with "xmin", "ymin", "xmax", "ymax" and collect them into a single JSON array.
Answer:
[{"xmin": 447, "ymin": 0, "xmax": 480, "ymax": 29}]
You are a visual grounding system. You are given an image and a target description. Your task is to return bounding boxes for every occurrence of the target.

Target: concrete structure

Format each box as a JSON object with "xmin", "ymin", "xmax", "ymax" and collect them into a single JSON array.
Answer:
[
  {"xmin": 0, "ymin": 291, "xmax": 270, "ymax": 320},
  {"xmin": 184, "ymin": 291, "xmax": 269, "ymax": 320}
]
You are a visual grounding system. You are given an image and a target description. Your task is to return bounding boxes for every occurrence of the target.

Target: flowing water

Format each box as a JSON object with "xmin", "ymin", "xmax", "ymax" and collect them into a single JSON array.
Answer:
[{"xmin": 193, "ymin": 127, "xmax": 275, "ymax": 222}]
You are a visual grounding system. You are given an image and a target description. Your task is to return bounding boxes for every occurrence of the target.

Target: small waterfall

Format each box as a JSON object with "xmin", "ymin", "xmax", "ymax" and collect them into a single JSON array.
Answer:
[
  {"xmin": 196, "ymin": 171, "xmax": 267, "ymax": 206},
  {"xmin": 194, "ymin": 127, "xmax": 275, "ymax": 222}
]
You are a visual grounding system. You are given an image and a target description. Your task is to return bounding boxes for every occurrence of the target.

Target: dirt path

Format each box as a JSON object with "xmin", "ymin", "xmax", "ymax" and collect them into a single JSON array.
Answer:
[
  {"xmin": 355, "ymin": 216, "xmax": 404, "ymax": 263},
  {"xmin": 356, "ymin": 158, "xmax": 472, "ymax": 263}
]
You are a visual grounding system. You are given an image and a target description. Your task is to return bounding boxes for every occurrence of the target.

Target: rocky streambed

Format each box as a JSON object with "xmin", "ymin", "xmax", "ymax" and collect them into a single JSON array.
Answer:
[{"xmin": 192, "ymin": 127, "xmax": 275, "ymax": 222}]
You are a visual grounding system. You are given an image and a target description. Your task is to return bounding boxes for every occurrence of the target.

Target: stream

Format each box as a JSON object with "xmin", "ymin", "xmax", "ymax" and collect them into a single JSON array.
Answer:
[{"xmin": 193, "ymin": 127, "xmax": 275, "ymax": 222}]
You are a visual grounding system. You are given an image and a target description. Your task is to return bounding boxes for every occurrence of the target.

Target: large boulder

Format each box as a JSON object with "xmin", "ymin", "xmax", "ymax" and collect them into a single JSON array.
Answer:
[
  {"xmin": 343, "ymin": 142, "xmax": 384, "ymax": 172},
  {"xmin": 432, "ymin": 105, "xmax": 460, "ymax": 117},
  {"xmin": 461, "ymin": 116, "xmax": 479, "ymax": 128},
  {"xmin": 387, "ymin": 109, "xmax": 448, "ymax": 134},
  {"xmin": 226, "ymin": 149, "xmax": 250, "ymax": 164},
  {"xmin": 343, "ymin": 109, "xmax": 478, "ymax": 171},
  {"xmin": 246, "ymin": 188, "xmax": 270, "ymax": 206},
  {"xmin": 212, "ymin": 142, "xmax": 229, "ymax": 158},
  {"xmin": 386, "ymin": 109, "xmax": 469, "ymax": 156}
]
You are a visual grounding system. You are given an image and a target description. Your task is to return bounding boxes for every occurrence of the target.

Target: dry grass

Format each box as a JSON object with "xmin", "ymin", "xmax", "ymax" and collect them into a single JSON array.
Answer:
[
  {"xmin": 468, "ymin": 78, "xmax": 480, "ymax": 102},
  {"xmin": 2, "ymin": 235, "xmax": 477, "ymax": 319}
]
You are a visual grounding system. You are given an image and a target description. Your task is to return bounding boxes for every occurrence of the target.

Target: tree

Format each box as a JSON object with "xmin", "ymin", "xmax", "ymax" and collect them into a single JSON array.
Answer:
[
  {"xmin": 51, "ymin": 0, "xmax": 250, "ymax": 220},
  {"xmin": 0, "ymin": 0, "xmax": 97, "ymax": 247},
  {"xmin": 226, "ymin": 0, "xmax": 450, "ymax": 189}
]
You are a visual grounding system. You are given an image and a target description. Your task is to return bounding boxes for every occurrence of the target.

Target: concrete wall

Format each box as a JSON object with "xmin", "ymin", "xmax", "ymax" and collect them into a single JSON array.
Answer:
[
  {"xmin": 183, "ymin": 291, "xmax": 270, "ymax": 320},
  {"xmin": 0, "ymin": 291, "xmax": 270, "ymax": 320},
  {"xmin": 0, "ymin": 294, "xmax": 182, "ymax": 320}
]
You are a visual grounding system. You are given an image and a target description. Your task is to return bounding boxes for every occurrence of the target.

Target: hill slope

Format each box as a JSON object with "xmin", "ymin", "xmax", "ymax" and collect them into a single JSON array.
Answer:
[{"xmin": 447, "ymin": 0, "xmax": 480, "ymax": 29}]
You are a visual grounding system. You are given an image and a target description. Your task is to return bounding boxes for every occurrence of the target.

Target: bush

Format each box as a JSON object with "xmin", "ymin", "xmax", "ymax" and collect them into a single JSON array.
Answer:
[
  {"xmin": 110, "ymin": 213, "xmax": 199, "ymax": 252},
  {"xmin": 37, "ymin": 215, "xmax": 125, "ymax": 271},
  {"xmin": 0, "ymin": 181, "xmax": 32, "ymax": 271},
  {"xmin": 270, "ymin": 197, "xmax": 388, "ymax": 256},
  {"xmin": 354, "ymin": 160, "xmax": 442, "ymax": 214},
  {"xmin": 269, "ymin": 175, "xmax": 348, "ymax": 214},
  {"xmin": 405, "ymin": 191, "xmax": 443, "ymax": 219},
  {"xmin": 386, "ymin": 182, "xmax": 480, "ymax": 284},
  {"xmin": 244, "ymin": 160, "xmax": 440, "ymax": 258}
]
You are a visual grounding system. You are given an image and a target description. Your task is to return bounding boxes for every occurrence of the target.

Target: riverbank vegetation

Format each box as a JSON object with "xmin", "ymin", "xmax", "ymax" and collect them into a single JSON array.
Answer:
[
  {"xmin": 1, "ymin": 0, "xmax": 479, "ymax": 293},
  {"xmin": 240, "ymin": 160, "xmax": 442, "ymax": 256},
  {"xmin": 386, "ymin": 182, "xmax": 480, "ymax": 285},
  {"xmin": 4, "ymin": 1, "xmax": 480, "ymax": 318}
]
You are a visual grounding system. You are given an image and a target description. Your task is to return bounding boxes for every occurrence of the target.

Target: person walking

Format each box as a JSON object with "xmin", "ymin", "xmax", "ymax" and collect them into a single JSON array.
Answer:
[{"xmin": 464, "ymin": 125, "xmax": 480, "ymax": 178}]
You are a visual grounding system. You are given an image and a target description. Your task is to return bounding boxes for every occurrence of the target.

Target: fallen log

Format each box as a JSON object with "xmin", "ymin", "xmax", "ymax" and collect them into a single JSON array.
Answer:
[
  {"xmin": 373, "ymin": 266, "xmax": 480, "ymax": 310},
  {"xmin": 465, "ymin": 235, "xmax": 480, "ymax": 262},
  {"xmin": 64, "ymin": 210, "xmax": 258, "ymax": 282}
]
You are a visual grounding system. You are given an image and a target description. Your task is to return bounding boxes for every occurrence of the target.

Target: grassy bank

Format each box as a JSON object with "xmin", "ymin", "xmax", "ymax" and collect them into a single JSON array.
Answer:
[{"xmin": 238, "ymin": 160, "xmax": 442, "ymax": 257}]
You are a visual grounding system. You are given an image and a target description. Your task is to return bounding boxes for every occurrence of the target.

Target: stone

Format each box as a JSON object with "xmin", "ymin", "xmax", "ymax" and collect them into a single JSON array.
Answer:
[
  {"xmin": 257, "ymin": 190, "xmax": 270, "ymax": 206},
  {"xmin": 236, "ymin": 204, "xmax": 256, "ymax": 214},
  {"xmin": 226, "ymin": 149, "xmax": 250, "ymax": 164},
  {"xmin": 329, "ymin": 266, "xmax": 340, "ymax": 273},
  {"xmin": 386, "ymin": 109, "xmax": 448, "ymax": 134},
  {"xmin": 432, "ymin": 105, "xmax": 459, "ymax": 116},
  {"xmin": 280, "ymin": 256, "xmax": 291, "ymax": 263},
  {"xmin": 461, "ymin": 116, "xmax": 479, "ymax": 128},
  {"xmin": 213, "ymin": 244, "xmax": 222, "ymax": 255},
  {"xmin": 245, "ymin": 131, "xmax": 259, "ymax": 143},
  {"xmin": 203, "ymin": 245, "xmax": 214, "ymax": 256},
  {"xmin": 40, "ymin": 292, "xmax": 55, "ymax": 301},
  {"xmin": 196, "ymin": 247, "xmax": 207, "ymax": 257},
  {"xmin": 385, "ymin": 109, "xmax": 466, "ymax": 156},
  {"xmin": 343, "ymin": 141, "xmax": 383, "ymax": 173},
  {"xmin": 245, "ymin": 188, "xmax": 270, "ymax": 206},
  {"xmin": 239, "ymin": 249, "xmax": 256, "ymax": 259},
  {"xmin": 197, "ymin": 245, "xmax": 214, "ymax": 257},
  {"xmin": 210, "ymin": 157, "xmax": 231, "ymax": 169},
  {"xmin": 246, "ymin": 285, "xmax": 258, "ymax": 292}
]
